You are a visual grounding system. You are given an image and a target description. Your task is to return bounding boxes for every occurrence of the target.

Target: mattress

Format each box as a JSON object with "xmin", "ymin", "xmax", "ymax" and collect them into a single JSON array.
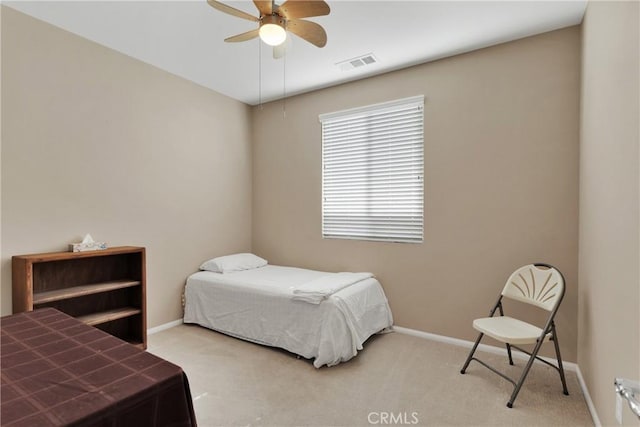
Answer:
[{"xmin": 183, "ymin": 265, "xmax": 393, "ymax": 368}]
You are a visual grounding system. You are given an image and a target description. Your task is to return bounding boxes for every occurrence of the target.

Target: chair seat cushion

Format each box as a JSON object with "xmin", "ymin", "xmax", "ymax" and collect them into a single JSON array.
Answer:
[{"xmin": 472, "ymin": 316, "xmax": 551, "ymax": 345}]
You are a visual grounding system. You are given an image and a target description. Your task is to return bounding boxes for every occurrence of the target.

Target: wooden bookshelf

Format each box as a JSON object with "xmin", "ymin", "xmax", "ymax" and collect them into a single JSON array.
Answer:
[{"xmin": 12, "ymin": 246, "xmax": 147, "ymax": 349}]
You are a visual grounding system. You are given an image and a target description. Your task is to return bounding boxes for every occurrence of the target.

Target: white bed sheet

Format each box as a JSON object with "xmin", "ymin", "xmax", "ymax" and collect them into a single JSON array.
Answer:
[{"xmin": 183, "ymin": 265, "xmax": 393, "ymax": 368}]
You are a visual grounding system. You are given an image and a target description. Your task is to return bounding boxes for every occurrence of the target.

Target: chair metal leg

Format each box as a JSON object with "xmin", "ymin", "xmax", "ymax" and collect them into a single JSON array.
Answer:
[
  {"xmin": 507, "ymin": 337, "xmax": 546, "ymax": 408},
  {"xmin": 461, "ymin": 332, "xmax": 484, "ymax": 374},
  {"xmin": 551, "ymin": 323, "xmax": 569, "ymax": 395},
  {"xmin": 506, "ymin": 343, "xmax": 514, "ymax": 365}
]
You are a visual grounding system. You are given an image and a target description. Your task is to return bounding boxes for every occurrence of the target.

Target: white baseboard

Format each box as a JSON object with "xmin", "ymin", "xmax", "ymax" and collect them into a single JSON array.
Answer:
[
  {"xmin": 147, "ymin": 319, "xmax": 183, "ymax": 335},
  {"xmin": 393, "ymin": 325, "xmax": 600, "ymax": 426},
  {"xmin": 575, "ymin": 365, "xmax": 602, "ymax": 427},
  {"xmin": 393, "ymin": 325, "xmax": 577, "ymax": 371}
]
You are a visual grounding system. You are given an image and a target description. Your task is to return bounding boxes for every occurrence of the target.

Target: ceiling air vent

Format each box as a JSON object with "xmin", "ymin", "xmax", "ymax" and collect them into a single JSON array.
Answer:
[{"xmin": 336, "ymin": 53, "xmax": 378, "ymax": 71}]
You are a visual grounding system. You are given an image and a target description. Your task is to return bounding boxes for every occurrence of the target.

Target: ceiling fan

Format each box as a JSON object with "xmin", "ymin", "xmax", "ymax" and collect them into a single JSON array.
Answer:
[{"xmin": 207, "ymin": 0, "xmax": 330, "ymax": 56}]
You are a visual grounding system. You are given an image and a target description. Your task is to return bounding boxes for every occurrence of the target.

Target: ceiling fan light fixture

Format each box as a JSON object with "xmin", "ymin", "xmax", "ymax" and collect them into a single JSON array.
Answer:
[
  {"xmin": 260, "ymin": 23, "xmax": 286, "ymax": 46},
  {"xmin": 259, "ymin": 15, "xmax": 287, "ymax": 46},
  {"xmin": 209, "ymin": 0, "xmax": 329, "ymax": 48}
]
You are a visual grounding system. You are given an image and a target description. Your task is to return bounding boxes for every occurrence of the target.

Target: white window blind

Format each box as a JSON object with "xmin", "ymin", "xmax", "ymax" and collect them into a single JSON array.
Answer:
[{"xmin": 319, "ymin": 95, "xmax": 424, "ymax": 243}]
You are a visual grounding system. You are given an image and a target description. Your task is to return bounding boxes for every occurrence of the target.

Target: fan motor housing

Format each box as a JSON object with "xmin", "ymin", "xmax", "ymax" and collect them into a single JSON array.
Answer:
[{"xmin": 261, "ymin": 14, "xmax": 286, "ymax": 29}]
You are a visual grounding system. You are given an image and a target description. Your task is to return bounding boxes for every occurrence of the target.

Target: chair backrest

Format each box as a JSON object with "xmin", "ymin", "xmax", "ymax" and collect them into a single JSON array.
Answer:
[{"xmin": 501, "ymin": 264, "xmax": 565, "ymax": 312}]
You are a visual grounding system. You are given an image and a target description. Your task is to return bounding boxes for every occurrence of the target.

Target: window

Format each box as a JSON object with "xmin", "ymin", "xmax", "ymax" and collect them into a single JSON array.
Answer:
[{"xmin": 319, "ymin": 95, "xmax": 424, "ymax": 243}]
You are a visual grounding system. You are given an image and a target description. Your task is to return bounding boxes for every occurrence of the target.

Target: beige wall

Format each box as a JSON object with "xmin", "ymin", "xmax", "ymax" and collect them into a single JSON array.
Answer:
[
  {"xmin": 0, "ymin": 7, "xmax": 253, "ymax": 327},
  {"xmin": 0, "ymin": 6, "xmax": 3, "ymax": 282},
  {"xmin": 252, "ymin": 27, "xmax": 581, "ymax": 361},
  {"xmin": 579, "ymin": 1, "xmax": 640, "ymax": 425}
]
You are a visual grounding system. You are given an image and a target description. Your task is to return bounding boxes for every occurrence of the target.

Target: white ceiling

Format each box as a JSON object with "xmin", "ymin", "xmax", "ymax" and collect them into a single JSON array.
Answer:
[{"xmin": 5, "ymin": 1, "xmax": 587, "ymax": 105}]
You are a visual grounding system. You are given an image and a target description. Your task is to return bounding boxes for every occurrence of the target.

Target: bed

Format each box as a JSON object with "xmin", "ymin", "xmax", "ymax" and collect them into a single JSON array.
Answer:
[{"xmin": 183, "ymin": 255, "xmax": 393, "ymax": 368}]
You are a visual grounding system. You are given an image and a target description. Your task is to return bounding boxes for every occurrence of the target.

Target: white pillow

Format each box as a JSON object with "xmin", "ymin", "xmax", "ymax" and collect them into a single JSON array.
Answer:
[{"xmin": 199, "ymin": 253, "xmax": 267, "ymax": 274}]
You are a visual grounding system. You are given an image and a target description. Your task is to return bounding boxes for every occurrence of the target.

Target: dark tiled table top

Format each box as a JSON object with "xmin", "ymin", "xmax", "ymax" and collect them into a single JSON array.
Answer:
[{"xmin": 1, "ymin": 308, "xmax": 196, "ymax": 427}]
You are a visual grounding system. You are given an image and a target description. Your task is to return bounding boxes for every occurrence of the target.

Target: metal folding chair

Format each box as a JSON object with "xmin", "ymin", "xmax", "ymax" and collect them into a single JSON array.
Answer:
[{"xmin": 460, "ymin": 263, "xmax": 569, "ymax": 408}]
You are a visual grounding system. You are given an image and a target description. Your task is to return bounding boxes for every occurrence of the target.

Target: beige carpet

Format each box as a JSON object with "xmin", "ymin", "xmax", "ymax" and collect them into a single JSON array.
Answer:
[{"xmin": 148, "ymin": 324, "xmax": 593, "ymax": 427}]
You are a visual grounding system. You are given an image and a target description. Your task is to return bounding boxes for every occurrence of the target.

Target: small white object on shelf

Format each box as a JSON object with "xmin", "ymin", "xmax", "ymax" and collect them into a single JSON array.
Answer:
[{"xmin": 69, "ymin": 234, "xmax": 108, "ymax": 252}]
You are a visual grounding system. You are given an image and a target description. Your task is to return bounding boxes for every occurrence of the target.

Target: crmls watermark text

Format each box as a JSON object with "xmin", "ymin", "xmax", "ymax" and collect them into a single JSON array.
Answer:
[{"xmin": 367, "ymin": 412, "xmax": 419, "ymax": 425}]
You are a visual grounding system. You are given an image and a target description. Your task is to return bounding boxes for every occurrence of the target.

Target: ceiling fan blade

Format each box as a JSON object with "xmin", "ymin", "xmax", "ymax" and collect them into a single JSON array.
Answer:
[
  {"xmin": 278, "ymin": 0, "xmax": 330, "ymax": 19},
  {"xmin": 207, "ymin": 0, "xmax": 259, "ymax": 22},
  {"xmin": 225, "ymin": 28, "xmax": 260, "ymax": 43},
  {"xmin": 253, "ymin": 0, "xmax": 273, "ymax": 17},
  {"xmin": 286, "ymin": 19, "xmax": 327, "ymax": 48}
]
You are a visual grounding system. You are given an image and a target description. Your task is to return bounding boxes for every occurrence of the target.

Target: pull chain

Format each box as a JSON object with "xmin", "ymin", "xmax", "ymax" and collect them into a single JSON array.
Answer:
[
  {"xmin": 259, "ymin": 40, "xmax": 263, "ymax": 109},
  {"xmin": 282, "ymin": 44, "xmax": 287, "ymax": 118}
]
